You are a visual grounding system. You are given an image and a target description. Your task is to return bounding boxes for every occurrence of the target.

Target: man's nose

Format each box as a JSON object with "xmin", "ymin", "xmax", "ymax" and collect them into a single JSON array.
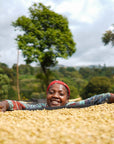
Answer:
[{"xmin": 53, "ymin": 92, "xmax": 59, "ymax": 98}]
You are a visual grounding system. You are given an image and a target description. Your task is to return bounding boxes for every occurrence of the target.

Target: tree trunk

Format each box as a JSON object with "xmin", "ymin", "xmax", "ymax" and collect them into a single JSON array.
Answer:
[{"xmin": 41, "ymin": 64, "xmax": 50, "ymax": 87}]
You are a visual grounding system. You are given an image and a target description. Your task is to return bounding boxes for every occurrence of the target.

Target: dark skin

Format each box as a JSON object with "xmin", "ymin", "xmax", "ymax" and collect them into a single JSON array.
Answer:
[
  {"xmin": 109, "ymin": 93, "xmax": 114, "ymax": 103},
  {"xmin": 0, "ymin": 101, "xmax": 9, "ymax": 112},
  {"xmin": 47, "ymin": 83, "xmax": 69, "ymax": 107}
]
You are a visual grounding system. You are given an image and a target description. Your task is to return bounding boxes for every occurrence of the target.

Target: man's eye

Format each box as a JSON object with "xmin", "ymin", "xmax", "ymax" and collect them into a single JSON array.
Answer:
[
  {"xmin": 49, "ymin": 91, "xmax": 54, "ymax": 94},
  {"xmin": 60, "ymin": 93, "xmax": 64, "ymax": 96}
]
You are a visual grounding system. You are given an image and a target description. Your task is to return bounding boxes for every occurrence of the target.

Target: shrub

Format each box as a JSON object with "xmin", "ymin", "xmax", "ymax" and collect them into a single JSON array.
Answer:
[{"xmin": 80, "ymin": 76, "xmax": 111, "ymax": 99}]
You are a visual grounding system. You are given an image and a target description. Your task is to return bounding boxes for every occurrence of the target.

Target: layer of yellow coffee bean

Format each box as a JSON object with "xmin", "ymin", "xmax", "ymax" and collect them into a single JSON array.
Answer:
[{"xmin": 0, "ymin": 103, "xmax": 114, "ymax": 144}]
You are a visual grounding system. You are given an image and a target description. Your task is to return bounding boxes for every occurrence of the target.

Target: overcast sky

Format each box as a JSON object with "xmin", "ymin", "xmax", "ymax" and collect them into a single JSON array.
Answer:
[{"xmin": 0, "ymin": 0, "xmax": 114, "ymax": 68}]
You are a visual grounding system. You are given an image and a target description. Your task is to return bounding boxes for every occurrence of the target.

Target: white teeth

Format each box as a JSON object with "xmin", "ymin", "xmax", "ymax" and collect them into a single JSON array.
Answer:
[{"xmin": 51, "ymin": 101, "xmax": 59, "ymax": 104}]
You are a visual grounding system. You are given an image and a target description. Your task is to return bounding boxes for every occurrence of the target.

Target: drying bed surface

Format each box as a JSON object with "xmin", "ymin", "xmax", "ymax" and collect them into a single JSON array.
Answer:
[{"xmin": 0, "ymin": 103, "xmax": 114, "ymax": 144}]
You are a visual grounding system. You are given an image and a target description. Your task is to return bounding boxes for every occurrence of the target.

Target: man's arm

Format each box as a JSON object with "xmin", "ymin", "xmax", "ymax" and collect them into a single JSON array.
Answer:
[
  {"xmin": 66, "ymin": 93, "xmax": 112, "ymax": 108},
  {"xmin": 0, "ymin": 100, "xmax": 47, "ymax": 112},
  {"xmin": 0, "ymin": 100, "xmax": 26, "ymax": 112},
  {"xmin": 0, "ymin": 101, "xmax": 9, "ymax": 112}
]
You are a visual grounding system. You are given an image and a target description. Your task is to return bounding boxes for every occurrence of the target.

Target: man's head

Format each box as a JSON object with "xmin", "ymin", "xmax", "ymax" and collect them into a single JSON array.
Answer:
[{"xmin": 46, "ymin": 80, "xmax": 70, "ymax": 107}]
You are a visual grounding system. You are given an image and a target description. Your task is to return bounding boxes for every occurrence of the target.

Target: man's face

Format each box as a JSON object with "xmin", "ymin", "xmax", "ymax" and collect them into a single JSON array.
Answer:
[{"xmin": 47, "ymin": 83, "xmax": 68, "ymax": 107}]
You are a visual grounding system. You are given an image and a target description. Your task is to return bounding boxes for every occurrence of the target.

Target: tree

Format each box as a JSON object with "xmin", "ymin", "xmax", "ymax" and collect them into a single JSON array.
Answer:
[
  {"xmin": 0, "ymin": 74, "xmax": 10, "ymax": 100},
  {"xmin": 0, "ymin": 64, "xmax": 15, "ymax": 85},
  {"xmin": 12, "ymin": 3, "xmax": 76, "ymax": 86},
  {"xmin": 80, "ymin": 76, "xmax": 111, "ymax": 99},
  {"xmin": 102, "ymin": 24, "xmax": 114, "ymax": 47},
  {"xmin": 0, "ymin": 62, "xmax": 8, "ymax": 68},
  {"xmin": 19, "ymin": 64, "xmax": 34, "ymax": 75},
  {"xmin": 79, "ymin": 67, "xmax": 93, "ymax": 80},
  {"xmin": 36, "ymin": 67, "xmax": 55, "ymax": 92}
]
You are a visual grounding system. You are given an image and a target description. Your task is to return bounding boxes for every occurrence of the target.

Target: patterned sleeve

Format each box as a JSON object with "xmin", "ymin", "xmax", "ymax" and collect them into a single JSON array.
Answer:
[
  {"xmin": 66, "ymin": 93, "xmax": 111, "ymax": 108},
  {"xmin": 6, "ymin": 100, "xmax": 46, "ymax": 111}
]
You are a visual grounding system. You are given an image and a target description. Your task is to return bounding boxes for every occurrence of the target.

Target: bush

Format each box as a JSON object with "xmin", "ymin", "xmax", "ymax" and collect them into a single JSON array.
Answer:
[
  {"xmin": 80, "ymin": 76, "xmax": 111, "ymax": 99},
  {"xmin": 8, "ymin": 86, "xmax": 18, "ymax": 100},
  {"xmin": 0, "ymin": 74, "xmax": 10, "ymax": 100}
]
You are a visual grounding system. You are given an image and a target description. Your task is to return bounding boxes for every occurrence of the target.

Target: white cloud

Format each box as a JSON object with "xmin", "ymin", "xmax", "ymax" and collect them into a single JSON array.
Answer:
[
  {"xmin": 55, "ymin": 0, "xmax": 84, "ymax": 17},
  {"xmin": 0, "ymin": 0, "xmax": 114, "ymax": 67},
  {"xmin": 55, "ymin": 0, "xmax": 102, "ymax": 23},
  {"xmin": 108, "ymin": 25, "xmax": 114, "ymax": 31}
]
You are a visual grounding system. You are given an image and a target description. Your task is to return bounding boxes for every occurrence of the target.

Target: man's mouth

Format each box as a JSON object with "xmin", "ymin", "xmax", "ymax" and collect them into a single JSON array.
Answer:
[{"xmin": 50, "ymin": 99, "xmax": 61, "ymax": 106}]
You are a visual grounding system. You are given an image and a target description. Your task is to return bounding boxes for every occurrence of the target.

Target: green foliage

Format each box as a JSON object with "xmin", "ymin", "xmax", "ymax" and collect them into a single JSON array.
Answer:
[
  {"xmin": 79, "ymin": 67, "xmax": 93, "ymax": 80},
  {"xmin": 79, "ymin": 66, "xmax": 114, "ymax": 80},
  {"xmin": 19, "ymin": 64, "xmax": 34, "ymax": 75},
  {"xmin": 0, "ymin": 63, "xmax": 8, "ymax": 68},
  {"xmin": 0, "ymin": 63, "xmax": 15, "ymax": 85},
  {"xmin": 0, "ymin": 74, "xmax": 10, "ymax": 100},
  {"xmin": 17, "ymin": 66, "xmax": 114, "ymax": 100},
  {"xmin": 69, "ymin": 85, "xmax": 79, "ymax": 99},
  {"xmin": 102, "ymin": 24, "xmax": 114, "ymax": 47},
  {"xmin": 8, "ymin": 86, "xmax": 18, "ymax": 100},
  {"xmin": 110, "ymin": 85, "xmax": 114, "ymax": 93},
  {"xmin": 80, "ymin": 76, "xmax": 111, "ymax": 99},
  {"xmin": 0, "ymin": 62, "xmax": 114, "ymax": 101},
  {"xmin": 0, "ymin": 63, "xmax": 17, "ymax": 100},
  {"xmin": 36, "ymin": 68, "xmax": 55, "ymax": 90},
  {"xmin": 12, "ymin": 2, "xmax": 76, "ymax": 86},
  {"xmin": 66, "ymin": 67, "xmax": 76, "ymax": 72}
]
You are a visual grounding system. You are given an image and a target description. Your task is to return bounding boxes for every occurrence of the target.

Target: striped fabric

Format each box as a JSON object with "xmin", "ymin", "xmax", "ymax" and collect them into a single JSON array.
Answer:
[{"xmin": 6, "ymin": 93, "xmax": 111, "ymax": 111}]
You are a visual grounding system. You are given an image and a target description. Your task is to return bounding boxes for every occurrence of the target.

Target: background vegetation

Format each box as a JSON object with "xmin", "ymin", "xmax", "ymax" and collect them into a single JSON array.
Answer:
[{"xmin": 0, "ymin": 62, "xmax": 114, "ymax": 101}]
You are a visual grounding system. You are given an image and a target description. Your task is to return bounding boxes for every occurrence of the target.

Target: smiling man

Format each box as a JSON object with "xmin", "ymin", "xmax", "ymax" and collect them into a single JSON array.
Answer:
[
  {"xmin": 46, "ymin": 81, "xmax": 70, "ymax": 107},
  {"xmin": 0, "ymin": 80, "xmax": 114, "ymax": 112}
]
